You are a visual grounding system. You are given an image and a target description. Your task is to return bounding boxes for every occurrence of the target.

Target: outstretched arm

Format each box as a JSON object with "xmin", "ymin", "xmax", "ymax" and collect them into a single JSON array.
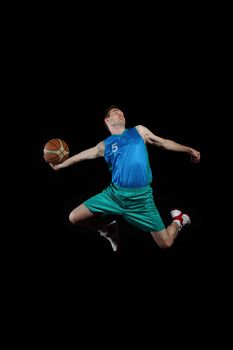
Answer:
[
  {"xmin": 48, "ymin": 141, "xmax": 105, "ymax": 170},
  {"xmin": 136, "ymin": 125, "xmax": 200, "ymax": 163}
]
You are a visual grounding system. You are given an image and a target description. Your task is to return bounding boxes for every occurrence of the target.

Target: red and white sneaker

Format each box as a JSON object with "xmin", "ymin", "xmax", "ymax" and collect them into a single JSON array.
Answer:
[
  {"xmin": 170, "ymin": 209, "xmax": 191, "ymax": 231},
  {"xmin": 99, "ymin": 220, "xmax": 119, "ymax": 252}
]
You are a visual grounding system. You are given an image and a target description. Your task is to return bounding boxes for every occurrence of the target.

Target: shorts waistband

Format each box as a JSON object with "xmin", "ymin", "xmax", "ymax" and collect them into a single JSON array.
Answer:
[{"xmin": 111, "ymin": 183, "xmax": 151, "ymax": 192}]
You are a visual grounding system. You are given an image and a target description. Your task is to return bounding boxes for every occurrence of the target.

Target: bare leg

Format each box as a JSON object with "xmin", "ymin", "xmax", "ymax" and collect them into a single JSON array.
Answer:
[
  {"xmin": 69, "ymin": 204, "xmax": 110, "ymax": 231},
  {"xmin": 150, "ymin": 208, "xmax": 191, "ymax": 249},
  {"xmin": 150, "ymin": 221, "xmax": 180, "ymax": 249}
]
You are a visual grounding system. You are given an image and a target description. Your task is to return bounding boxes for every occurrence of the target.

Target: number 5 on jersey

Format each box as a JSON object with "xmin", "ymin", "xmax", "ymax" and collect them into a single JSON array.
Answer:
[{"xmin": 112, "ymin": 143, "xmax": 118, "ymax": 153}]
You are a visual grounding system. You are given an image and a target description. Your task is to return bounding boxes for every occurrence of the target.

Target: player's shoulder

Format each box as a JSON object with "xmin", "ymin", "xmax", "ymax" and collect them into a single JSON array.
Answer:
[
  {"xmin": 135, "ymin": 124, "xmax": 146, "ymax": 130},
  {"xmin": 135, "ymin": 125, "xmax": 148, "ymax": 136}
]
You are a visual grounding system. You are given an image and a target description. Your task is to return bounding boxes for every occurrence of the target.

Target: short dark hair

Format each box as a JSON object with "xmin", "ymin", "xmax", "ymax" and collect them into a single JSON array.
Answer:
[{"xmin": 104, "ymin": 105, "xmax": 119, "ymax": 119}]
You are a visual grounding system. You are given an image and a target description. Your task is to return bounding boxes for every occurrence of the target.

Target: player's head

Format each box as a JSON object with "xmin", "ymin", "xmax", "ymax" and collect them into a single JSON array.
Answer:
[{"xmin": 104, "ymin": 105, "xmax": 126, "ymax": 131}]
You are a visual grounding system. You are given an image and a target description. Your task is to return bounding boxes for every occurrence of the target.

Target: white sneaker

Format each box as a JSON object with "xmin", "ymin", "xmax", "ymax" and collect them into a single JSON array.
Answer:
[
  {"xmin": 170, "ymin": 209, "xmax": 191, "ymax": 230},
  {"xmin": 99, "ymin": 220, "xmax": 119, "ymax": 252}
]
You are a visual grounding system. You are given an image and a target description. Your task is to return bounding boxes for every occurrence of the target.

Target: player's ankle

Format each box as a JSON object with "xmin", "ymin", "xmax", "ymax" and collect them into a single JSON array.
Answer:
[{"xmin": 173, "ymin": 219, "xmax": 182, "ymax": 230}]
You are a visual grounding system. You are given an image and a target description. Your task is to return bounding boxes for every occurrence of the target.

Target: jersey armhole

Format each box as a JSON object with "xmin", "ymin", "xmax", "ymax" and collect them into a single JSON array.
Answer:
[
  {"xmin": 103, "ymin": 139, "xmax": 107, "ymax": 157},
  {"xmin": 134, "ymin": 125, "xmax": 146, "ymax": 143}
]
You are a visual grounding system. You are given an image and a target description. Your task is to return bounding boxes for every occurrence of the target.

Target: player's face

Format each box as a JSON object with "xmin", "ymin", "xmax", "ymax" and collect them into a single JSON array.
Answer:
[{"xmin": 108, "ymin": 108, "xmax": 125, "ymax": 125}]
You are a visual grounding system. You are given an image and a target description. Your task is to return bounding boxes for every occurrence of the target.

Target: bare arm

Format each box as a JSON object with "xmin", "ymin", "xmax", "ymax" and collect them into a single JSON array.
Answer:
[
  {"xmin": 136, "ymin": 125, "xmax": 200, "ymax": 163},
  {"xmin": 48, "ymin": 141, "xmax": 105, "ymax": 170}
]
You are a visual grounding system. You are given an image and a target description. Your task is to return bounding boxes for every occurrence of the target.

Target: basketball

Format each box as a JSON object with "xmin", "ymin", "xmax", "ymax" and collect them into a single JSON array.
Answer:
[{"xmin": 43, "ymin": 138, "xmax": 69, "ymax": 165}]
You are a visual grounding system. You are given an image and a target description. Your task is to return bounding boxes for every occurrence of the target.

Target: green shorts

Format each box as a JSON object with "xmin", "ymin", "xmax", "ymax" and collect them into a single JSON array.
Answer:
[{"xmin": 83, "ymin": 183, "xmax": 165, "ymax": 232}]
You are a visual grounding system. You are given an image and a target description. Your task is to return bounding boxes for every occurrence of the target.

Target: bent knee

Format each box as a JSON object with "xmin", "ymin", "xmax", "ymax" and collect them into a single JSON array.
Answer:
[
  {"xmin": 69, "ymin": 211, "xmax": 78, "ymax": 225},
  {"xmin": 69, "ymin": 204, "xmax": 93, "ymax": 225},
  {"xmin": 158, "ymin": 239, "xmax": 173, "ymax": 249},
  {"xmin": 151, "ymin": 230, "xmax": 174, "ymax": 249}
]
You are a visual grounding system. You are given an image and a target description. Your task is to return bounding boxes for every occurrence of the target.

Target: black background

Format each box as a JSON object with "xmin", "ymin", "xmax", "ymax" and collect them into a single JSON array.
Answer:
[{"xmin": 6, "ymin": 7, "xmax": 228, "ymax": 332}]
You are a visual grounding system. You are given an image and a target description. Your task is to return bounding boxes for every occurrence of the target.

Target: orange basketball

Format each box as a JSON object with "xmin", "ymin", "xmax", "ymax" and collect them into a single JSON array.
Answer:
[{"xmin": 43, "ymin": 138, "xmax": 69, "ymax": 165}]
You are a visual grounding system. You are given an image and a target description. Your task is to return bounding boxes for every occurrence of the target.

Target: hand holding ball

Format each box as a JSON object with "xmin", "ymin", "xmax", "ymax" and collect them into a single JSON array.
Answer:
[{"xmin": 43, "ymin": 138, "xmax": 69, "ymax": 165}]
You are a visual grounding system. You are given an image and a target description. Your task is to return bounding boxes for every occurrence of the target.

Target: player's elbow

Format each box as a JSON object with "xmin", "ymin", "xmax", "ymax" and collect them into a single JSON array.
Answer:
[
  {"xmin": 153, "ymin": 139, "xmax": 167, "ymax": 149},
  {"xmin": 160, "ymin": 139, "xmax": 172, "ymax": 150}
]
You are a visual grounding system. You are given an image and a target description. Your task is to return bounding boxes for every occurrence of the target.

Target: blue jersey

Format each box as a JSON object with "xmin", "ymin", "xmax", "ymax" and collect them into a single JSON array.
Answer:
[{"xmin": 104, "ymin": 127, "xmax": 153, "ymax": 188}]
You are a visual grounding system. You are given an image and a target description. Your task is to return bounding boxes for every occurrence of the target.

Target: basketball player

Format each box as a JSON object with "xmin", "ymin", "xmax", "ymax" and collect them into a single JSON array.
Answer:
[{"xmin": 49, "ymin": 106, "xmax": 200, "ymax": 252}]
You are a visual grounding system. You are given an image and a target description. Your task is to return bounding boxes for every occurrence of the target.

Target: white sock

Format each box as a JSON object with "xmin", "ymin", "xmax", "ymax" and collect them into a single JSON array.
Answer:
[{"xmin": 173, "ymin": 219, "xmax": 182, "ymax": 229}]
